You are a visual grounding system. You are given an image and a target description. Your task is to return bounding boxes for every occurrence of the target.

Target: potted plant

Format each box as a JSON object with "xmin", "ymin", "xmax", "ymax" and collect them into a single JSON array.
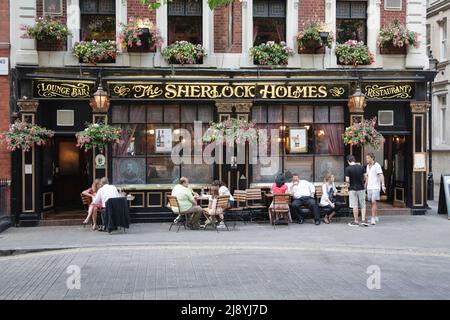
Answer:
[
  {"xmin": 335, "ymin": 40, "xmax": 374, "ymax": 66},
  {"xmin": 76, "ymin": 123, "xmax": 122, "ymax": 152},
  {"xmin": 119, "ymin": 17, "xmax": 163, "ymax": 53},
  {"xmin": 378, "ymin": 20, "xmax": 419, "ymax": 54},
  {"xmin": 21, "ymin": 16, "xmax": 70, "ymax": 51},
  {"xmin": 249, "ymin": 41, "xmax": 294, "ymax": 66},
  {"xmin": 203, "ymin": 118, "xmax": 265, "ymax": 146},
  {"xmin": 0, "ymin": 120, "xmax": 54, "ymax": 152},
  {"xmin": 343, "ymin": 118, "xmax": 384, "ymax": 150},
  {"xmin": 297, "ymin": 20, "xmax": 333, "ymax": 54},
  {"xmin": 162, "ymin": 41, "xmax": 206, "ymax": 65},
  {"xmin": 73, "ymin": 40, "xmax": 118, "ymax": 64}
]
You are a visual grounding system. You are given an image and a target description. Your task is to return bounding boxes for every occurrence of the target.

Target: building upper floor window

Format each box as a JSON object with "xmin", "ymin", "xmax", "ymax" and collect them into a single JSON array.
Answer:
[
  {"xmin": 336, "ymin": 1, "xmax": 367, "ymax": 44},
  {"xmin": 80, "ymin": 0, "xmax": 116, "ymax": 41},
  {"xmin": 440, "ymin": 19, "xmax": 447, "ymax": 61},
  {"xmin": 253, "ymin": 0, "xmax": 286, "ymax": 45},
  {"xmin": 168, "ymin": 0, "xmax": 203, "ymax": 45},
  {"xmin": 439, "ymin": 95, "xmax": 447, "ymax": 143},
  {"xmin": 426, "ymin": 24, "xmax": 431, "ymax": 58}
]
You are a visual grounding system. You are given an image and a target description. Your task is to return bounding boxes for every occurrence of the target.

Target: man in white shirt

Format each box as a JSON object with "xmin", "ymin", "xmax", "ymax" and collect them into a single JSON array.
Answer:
[
  {"xmin": 92, "ymin": 177, "xmax": 121, "ymax": 208},
  {"xmin": 287, "ymin": 173, "xmax": 321, "ymax": 225},
  {"xmin": 365, "ymin": 153, "xmax": 386, "ymax": 225}
]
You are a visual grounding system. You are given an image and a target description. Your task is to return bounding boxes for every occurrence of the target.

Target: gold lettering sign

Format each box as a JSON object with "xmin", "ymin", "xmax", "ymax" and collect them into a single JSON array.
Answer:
[
  {"xmin": 108, "ymin": 82, "xmax": 349, "ymax": 100},
  {"xmin": 364, "ymin": 84, "xmax": 414, "ymax": 99},
  {"xmin": 33, "ymin": 80, "xmax": 95, "ymax": 99}
]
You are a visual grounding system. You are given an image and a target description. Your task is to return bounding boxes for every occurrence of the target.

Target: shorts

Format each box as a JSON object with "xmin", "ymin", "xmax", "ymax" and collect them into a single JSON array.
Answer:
[
  {"xmin": 367, "ymin": 189, "xmax": 380, "ymax": 202},
  {"xmin": 349, "ymin": 190, "xmax": 366, "ymax": 209}
]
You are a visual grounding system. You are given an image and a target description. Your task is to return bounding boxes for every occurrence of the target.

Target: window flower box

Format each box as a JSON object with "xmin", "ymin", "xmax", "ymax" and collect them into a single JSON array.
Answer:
[
  {"xmin": 335, "ymin": 40, "xmax": 374, "ymax": 66},
  {"xmin": 162, "ymin": 41, "xmax": 206, "ymax": 65},
  {"xmin": 250, "ymin": 41, "xmax": 294, "ymax": 66},
  {"xmin": 73, "ymin": 40, "xmax": 118, "ymax": 65}
]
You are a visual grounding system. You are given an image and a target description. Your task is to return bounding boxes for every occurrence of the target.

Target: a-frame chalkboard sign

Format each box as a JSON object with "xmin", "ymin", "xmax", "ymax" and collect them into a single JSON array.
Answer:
[{"xmin": 438, "ymin": 174, "xmax": 450, "ymax": 219}]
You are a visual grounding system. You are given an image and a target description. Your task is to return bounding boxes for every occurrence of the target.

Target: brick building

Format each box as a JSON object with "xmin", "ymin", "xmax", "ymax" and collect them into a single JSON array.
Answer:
[
  {"xmin": 8, "ymin": 0, "xmax": 434, "ymax": 226},
  {"xmin": 0, "ymin": 0, "xmax": 11, "ymax": 232}
]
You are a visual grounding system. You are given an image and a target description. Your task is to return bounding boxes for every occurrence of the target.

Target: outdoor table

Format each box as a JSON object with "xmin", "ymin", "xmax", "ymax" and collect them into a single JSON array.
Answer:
[{"xmin": 196, "ymin": 194, "xmax": 212, "ymax": 208}]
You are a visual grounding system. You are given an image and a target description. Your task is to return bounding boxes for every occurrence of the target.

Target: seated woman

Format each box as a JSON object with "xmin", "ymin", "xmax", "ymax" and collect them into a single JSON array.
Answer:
[
  {"xmin": 81, "ymin": 179, "xmax": 102, "ymax": 230},
  {"xmin": 319, "ymin": 174, "xmax": 343, "ymax": 224},
  {"xmin": 203, "ymin": 186, "xmax": 227, "ymax": 230},
  {"xmin": 268, "ymin": 174, "xmax": 292, "ymax": 224},
  {"xmin": 213, "ymin": 180, "xmax": 235, "ymax": 207}
]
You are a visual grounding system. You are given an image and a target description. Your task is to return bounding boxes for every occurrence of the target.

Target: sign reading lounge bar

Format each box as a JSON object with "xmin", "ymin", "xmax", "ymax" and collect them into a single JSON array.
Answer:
[
  {"xmin": 108, "ymin": 82, "xmax": 349, "ymax": 100},
  {"xmin": 363, "ymin": 83, "xmax": 414, "ymax": 99},
  {"xmin": 33, "ymin": 80, "xmax": 96, "ymax": 99}
]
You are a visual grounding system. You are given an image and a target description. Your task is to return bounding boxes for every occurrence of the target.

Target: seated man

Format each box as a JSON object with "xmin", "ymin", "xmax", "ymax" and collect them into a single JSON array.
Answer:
[
  {"xmin": 92, "ymin": 177, "xmax": 121, "ymax": 231},
  {"xmin": 287, "ymin": 173, "xmax": 321, "ymax": 225},
  {"xmin": 171, "ymin": 177, "xmax": 203, "ymax": 230}
]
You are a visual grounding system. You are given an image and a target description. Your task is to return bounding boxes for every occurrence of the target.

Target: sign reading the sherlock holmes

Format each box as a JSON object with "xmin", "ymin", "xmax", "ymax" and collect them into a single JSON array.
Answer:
[
  {"xmin": 33, "ymin": 80, "xmax": 96, "ymax": 99},
  {"xmin": 363, "ymin": 83, "xmax": 414, "ymax": 99},
  {"xmin": 108, "ymin": 82, "xmax": 349, "ymax": 100}
]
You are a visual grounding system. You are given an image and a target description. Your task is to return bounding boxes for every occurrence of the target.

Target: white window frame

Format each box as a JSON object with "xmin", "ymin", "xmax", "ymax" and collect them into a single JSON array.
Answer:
[
  {"xmin": 384, "ymin": 0, "xmax": 402, "ymax": 11},
  {"xmin": 439, "ymin": 94, "xmax": 447, "ymax": 143},
  {"xmin": 377, "ymin": 110, "xmax": 394, "ymax": 126},
  {"xmin": 56, "ymin": 110, "xmax": 75, "ymax": 126}
]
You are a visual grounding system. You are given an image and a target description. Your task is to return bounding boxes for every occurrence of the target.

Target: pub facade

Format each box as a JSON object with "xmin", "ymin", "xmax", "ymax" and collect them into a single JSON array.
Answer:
[{"xmin": 9, "ymin": 0, "xmax": 434, "ymax": 225}]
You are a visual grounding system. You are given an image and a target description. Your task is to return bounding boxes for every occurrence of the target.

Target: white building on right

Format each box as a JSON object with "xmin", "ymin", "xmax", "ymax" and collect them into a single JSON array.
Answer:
[{"xmin": 427, "ymin": 0, "xmax": 450, "ymax": 191}]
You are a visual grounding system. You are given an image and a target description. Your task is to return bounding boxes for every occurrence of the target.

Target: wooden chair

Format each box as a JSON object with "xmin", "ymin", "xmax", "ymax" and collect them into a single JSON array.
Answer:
[
  {"xmin": 80, "ymin": 192, "xmax": 93, "ymax": 228},
  {"xmin": 203, "ymin": 195, "xmax": 230, "ymax": 232},
  {"xmin": 167, "ymin": 195, "xmax": 189, "ymax": 232},
  {"xmin": 272, "ymin": 194, "xmax": 291, "ymax": 229},
  {"xmin": 245, "ymin": 188, "xmax": 266, "ymax": 221},
  {"xmin": 225, "ymin": 190, "xmax": 248, "ymax": 228}
]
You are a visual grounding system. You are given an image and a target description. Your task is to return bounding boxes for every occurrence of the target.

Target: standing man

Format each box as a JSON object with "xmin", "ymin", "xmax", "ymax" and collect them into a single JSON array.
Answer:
[
  {"xmin": 287, "ymin": 173, "xmax": 321, "ymax": 225},
  {"xmin": 171, "ymin": 177, "xmax": 203, "ymax": 230},
  {"xmin": 345, "ymin": 155, "xmax": 369, "ymax": 227},
  {"xmin": 365, "ymin": 153, "xmax": 386, "ymax": 225}
]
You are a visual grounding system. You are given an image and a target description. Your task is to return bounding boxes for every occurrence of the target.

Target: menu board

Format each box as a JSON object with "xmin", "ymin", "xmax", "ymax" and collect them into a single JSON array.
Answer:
[{"xmin": 438, "ymin": 174, "xmax": 450, "ymax": 219}]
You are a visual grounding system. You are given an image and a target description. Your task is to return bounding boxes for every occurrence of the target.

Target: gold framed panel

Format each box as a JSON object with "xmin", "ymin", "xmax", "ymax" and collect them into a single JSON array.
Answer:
[
  {"xmin": 22, "ymin": 113, "xmax": 35, "ymax": 213},
  {"xmin": 42, "ymin": 192, "xmax": 54, "ymax": 209},
  {"xmin": 147, "ymin": 192, "xmax": 163, "ymax": 208},
  {"xmin": 129, "ymin": 192, "xmax": 145, "ymax": 208},
  {"xmin": 286, "ymin": 128, "xmax": 308, "ymax": 153}
]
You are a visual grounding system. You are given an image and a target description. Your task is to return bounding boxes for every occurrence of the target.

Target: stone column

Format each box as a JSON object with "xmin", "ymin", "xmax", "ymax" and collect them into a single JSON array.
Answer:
[
  {"xmin": 410, "ymin": 101, "xmax": 429, "ymax": 214},
  {"xmin": 17, "ymin": 99, "xmax": 39, "ymax": 214}
]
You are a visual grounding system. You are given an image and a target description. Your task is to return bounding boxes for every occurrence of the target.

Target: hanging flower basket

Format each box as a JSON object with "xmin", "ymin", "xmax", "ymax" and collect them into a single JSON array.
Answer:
[
  {"xmin": 378, "ymin": 20, "xmax": 419, "ymax": 55},
  {"xmin": 119, "ymin": 17, "xmax": 163, "ymax": 53},
  {"xmin": 76, "ymin": 123, "xmax": 122, "ymax": 152},
  {"xmin": 343, "ymin": 118, "xmax": 385, "ymax": 150},
  {"xmin": 297, "ymin": 20, "xmax": 333, "ymax": 54},
  {"xmin": 21, "ymin": 16, "xmax": 70, "ymax": 51},
  {"xmin": 0, "ymin": 120, "xmax": 54, "ymax": 152},
  {"xmin": 203, "ymin": 118, "xmax": 266, "ymax": 145}
]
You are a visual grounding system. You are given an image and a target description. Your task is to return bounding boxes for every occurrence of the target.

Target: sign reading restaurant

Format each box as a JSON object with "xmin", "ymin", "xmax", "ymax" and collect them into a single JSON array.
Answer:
[
  {"xmin": 363, "ymin": 83, "xmax": 414, "ymax": 99},
  {"xmin": 108, "ymin": 82, "xmax": 350, "ymax": 100}
]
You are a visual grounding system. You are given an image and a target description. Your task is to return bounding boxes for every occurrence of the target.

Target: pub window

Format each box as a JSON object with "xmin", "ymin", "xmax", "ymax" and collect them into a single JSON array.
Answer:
[
  {"xmin": 439, "ymin": 95, "xmax": 447, "ymax": 143},
  {"xmin": 168, "ymin": 0, "xmax": 203, "ymax": 45},
  {"xmin": 111, "ymin": 104, "xmax": 214, "ymax": 185},
  {"xmin": 440, "ymin": 19, "xmax": 447, "ymax": 61},
  {"xmin": 336, "ymin": 1, "xmax": 367, "ymax": 44},
  {"xmin": 253, "ymin": 0, "xmax": 286, "ymax": 45},
  {"xmin": 252, "ymin": 104, "xmax": 345, "ymax": 183},
  {"xmin": 426, "ymin": 24, "xmax": 431, "ymax": 58},
  {"xmin": 80, "ymin": 0, "xmax": 116, "ymax": 41}
]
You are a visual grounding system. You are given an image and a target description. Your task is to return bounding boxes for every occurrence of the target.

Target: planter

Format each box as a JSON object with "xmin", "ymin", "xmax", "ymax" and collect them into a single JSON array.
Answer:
[
  {"xmin": 298, "ymin": 40, "xmax": 325, "ymax": 54},
  {"xmin": 126, "ymin": 44, "xmax": 156, "ymax": 53},
  {"xmin": 78, "ymin": 56, "xmax": 116, "ymax": 64},
  {"xmin": 380, "ymin": 44, "xmax": 406, "ymax": 55},
  {"xmin": 36, "ymin": 39, "xmax": 67, "ymax": 51},
  {"xmin": 168, "ymin": 56, "xmax": 203, "ymax": 65},
  {"xmin": 253, "ymin": 59, "xmax": 288, "ymax": 66}
]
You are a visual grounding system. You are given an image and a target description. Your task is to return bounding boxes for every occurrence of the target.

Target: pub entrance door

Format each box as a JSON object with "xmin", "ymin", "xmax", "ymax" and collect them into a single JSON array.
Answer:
[
  {"xmin": 216, "ymin": 144, "xmax": 249, "ymax": 193},
  {"xmin": 42, "ymin": 136, "xmax": 90, "ymax": 213}
]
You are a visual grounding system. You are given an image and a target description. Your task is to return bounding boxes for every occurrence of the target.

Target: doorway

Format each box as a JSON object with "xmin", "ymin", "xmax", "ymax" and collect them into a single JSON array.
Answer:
[
  {"xmin": 216, "ymin": 144, "xmax": 249, "ymax": 193},
  {"xmin": 53, "ymin": 137, "xmax": 90, "ymax": 212}
]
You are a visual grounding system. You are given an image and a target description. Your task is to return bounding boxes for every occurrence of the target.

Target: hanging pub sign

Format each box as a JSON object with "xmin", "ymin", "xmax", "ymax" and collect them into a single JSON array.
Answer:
[
  {"xmin": 32, "ymin": 80, "xmax": 96, "ymax": 99},
  {"xmin": 108, "ymin": 82, "xmax": 349, "ymax": 100},
  {"xmin": 363, "ymin": 83, "xmax": 415, "ymax": 99}
]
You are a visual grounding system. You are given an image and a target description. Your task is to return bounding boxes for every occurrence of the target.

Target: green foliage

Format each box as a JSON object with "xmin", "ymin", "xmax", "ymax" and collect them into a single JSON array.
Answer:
[
  {"xmin": 297, "ymin": 20, "xmax": 333, "ymax": 50},
  {"xmin": 343, "ymin": 118, "xmax": 384, "ymax": 150},
  {"xmin": 0, "ymin": 120, "xmax": 54, "ymax": 152},
  {"xmin": 378, "ymin": 20, "xmax": 419, "ymax": 49},
  {"xmin": 73, "ymin": 40, "xmax": 118, "ymax": 64},
  {"xmin": 162, "ymin": 41, "xmax": 206, "ymax": 64},
  {"xmin": 139, "ymin": 0, "xmax": 233, "ymax": 10},
  {"xmin": 76, "ymin": 123, "xmax": 122, "ymax": 152}
]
